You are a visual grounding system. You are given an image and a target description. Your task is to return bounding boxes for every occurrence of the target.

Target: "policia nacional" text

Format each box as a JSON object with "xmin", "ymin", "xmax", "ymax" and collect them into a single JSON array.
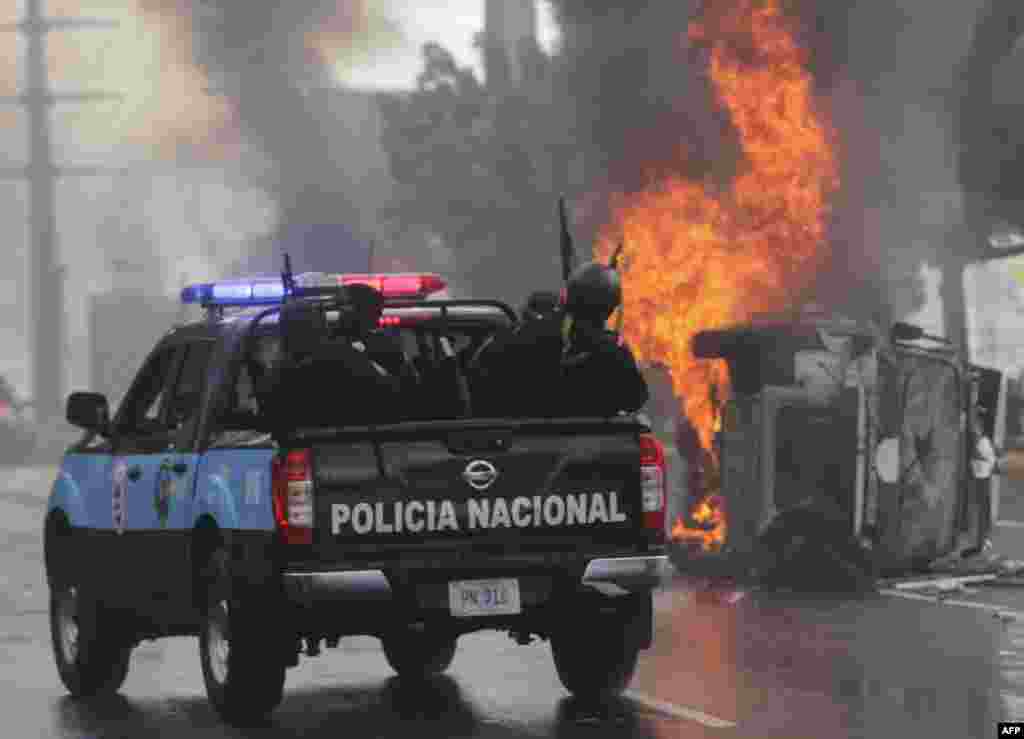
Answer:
[{"xmin": 330, "ymin": 492, "xmax": 627, "ymax": 535}]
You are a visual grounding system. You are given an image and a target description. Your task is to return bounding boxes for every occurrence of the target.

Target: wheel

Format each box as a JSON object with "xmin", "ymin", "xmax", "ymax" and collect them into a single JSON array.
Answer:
[
  {"xmin": 381, "ymin": 631, "xmax": 457, "ymax": 679},
  {"xmin": 550, "ymin": 612, "xmax": 641, "ymax": 700},
  {"xmin": 49, "ymin": 583, "xmax": 132, "ymax": 698},
  {"xmin": 198, "ymin": 547, "xmax": 286, "ymax": 726}
]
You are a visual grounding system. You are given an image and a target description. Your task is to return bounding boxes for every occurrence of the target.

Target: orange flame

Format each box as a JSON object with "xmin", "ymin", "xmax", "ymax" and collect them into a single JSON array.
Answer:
[
  {"xmin": 595, "ymin": 0, "xmax": 839, "ymax": 550},
  {"xmin": 672, "ymin": 494, "xmax": 728, "ymax": 552}
]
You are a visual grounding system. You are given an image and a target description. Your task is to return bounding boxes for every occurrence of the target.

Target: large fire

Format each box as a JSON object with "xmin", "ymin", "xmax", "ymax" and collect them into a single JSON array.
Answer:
[{"xmin": 596, "ymin": 0, "xmax": 839, "ymax": 551}]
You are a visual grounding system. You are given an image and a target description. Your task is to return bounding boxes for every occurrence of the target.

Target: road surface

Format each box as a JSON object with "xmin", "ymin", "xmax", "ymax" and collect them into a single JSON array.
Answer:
[{"xmin": 3, "ymin": 463, "xmax": 1024, "ymax": 738}]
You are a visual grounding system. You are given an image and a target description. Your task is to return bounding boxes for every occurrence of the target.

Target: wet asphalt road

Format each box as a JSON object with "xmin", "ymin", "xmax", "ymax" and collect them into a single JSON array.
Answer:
[{"xmin": 4, "ymin": 464, "xmax": 1024, "ymax": 738}]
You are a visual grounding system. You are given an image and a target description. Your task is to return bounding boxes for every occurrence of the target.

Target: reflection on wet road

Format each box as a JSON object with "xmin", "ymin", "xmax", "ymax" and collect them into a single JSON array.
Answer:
[{"xmin": 4, "ymin": 465, "xmax": 1024, "ymax": 738}]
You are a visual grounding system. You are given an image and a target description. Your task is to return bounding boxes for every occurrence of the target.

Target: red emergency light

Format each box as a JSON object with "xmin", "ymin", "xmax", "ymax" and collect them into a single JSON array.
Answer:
[{"xmin": 339, "ymin": 273, "xmax": 447, "ymax": 299}]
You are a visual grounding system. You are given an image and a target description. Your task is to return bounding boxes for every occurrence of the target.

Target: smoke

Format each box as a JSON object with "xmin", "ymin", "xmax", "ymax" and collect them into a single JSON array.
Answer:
[
  {"xmin": 549, "ymin": 0, "xmax": 996, "ymax": 332},
  {"xmin": 132, "ymin": 0, "xmax": 402, "ymax": 273},
  {"xmin": 549, "ymin": 0, "xmax": 736, "ymax": 243},
  {"xmin": 959, "ymin": 0, "xmax": 1024, "ymax": 242},
  {"xmin": 828, "ymin": 0, "xmax": 993, "ymax": 338}
]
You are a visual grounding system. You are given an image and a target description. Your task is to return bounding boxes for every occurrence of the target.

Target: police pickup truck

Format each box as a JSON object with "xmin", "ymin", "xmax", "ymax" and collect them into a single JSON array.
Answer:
[{"xmin": 44, "ymin": 271, "xmax": 670, "ymax": 725}]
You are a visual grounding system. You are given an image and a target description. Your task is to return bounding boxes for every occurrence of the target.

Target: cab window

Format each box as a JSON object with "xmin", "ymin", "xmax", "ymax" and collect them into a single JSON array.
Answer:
[
  {"xmin": 115, "ymin": 346, "xmax": 180, "ymax": 437},
  {"xmin": 166, "ymin": 341, "xmax": 215, "ymax": 430},
  {"xmin": 213, "ymin": 335, "xmax": 280, "ymax": 433}
]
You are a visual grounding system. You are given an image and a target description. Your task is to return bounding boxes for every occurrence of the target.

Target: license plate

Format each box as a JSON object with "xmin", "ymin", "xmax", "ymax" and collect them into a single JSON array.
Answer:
[{"xmin": 448, "ymin": 578, "xmax": 521, "ymax": 618}]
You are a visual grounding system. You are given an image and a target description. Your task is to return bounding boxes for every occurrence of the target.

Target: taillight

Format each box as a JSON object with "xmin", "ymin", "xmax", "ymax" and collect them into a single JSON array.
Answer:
[
  {"xmin": 272, "ymin": 449, "xmax": 313, "ymax": 545},
  {"xmin": 639, "ymin": 434, "xmax": 667, "ymax": 543}
]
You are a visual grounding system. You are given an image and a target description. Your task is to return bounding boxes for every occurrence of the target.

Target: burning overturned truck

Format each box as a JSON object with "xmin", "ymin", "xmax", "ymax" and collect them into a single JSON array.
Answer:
[{"xmin": 670, "ymin": 308, "xmax": 1007, "ymax": 586}]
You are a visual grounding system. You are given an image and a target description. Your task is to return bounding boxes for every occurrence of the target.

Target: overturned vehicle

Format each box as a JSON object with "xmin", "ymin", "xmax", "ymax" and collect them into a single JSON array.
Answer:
[{"xmin": 671, "ymin": 310, "xmax": 1008, "ymax": 587}]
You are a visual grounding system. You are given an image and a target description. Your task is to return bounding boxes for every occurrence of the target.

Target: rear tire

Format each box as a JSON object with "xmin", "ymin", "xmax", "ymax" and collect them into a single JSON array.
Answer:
[
  {"xmin": 381, "ymin": 631, "xmax": 457, "ymax": 679},
  {"xmin": 49, "ymin": 583, "xmax": 131, "ymax": 698},
  {"xmin": 550, "ymin": 611, "xmax": 641, "ymax": 700},
  {"xmin": 198, "ymin": 547, "xmax": 286, "ymax": 726}
]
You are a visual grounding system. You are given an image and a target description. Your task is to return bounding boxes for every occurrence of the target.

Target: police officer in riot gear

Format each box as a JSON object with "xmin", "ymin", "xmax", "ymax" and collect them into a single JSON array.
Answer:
[
  {"xmin": 263, "ymin": 292, "xmax": 406, "ymax": 429},
  {"xmin": 464, "ymin": 290, "xmax": 560, "ymax": 378},
  {"xmin": 469, "ymin": 318, "xmax": 557, "ymax": 417},
  {"xmin": 558, "ymin": 262, "xmax": 649, "ymax": 416},
  {"xmin": 471, "ymin": 262, "xmax": 648, "ymax": 418},
  {"xmin": 341, "ymin": 284, "xmax": 419, "ymax": 387}
]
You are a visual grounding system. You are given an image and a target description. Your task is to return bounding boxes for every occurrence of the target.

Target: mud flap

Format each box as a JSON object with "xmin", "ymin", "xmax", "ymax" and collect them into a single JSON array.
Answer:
[{"xmin": 629, "ymin": 590, "xmax": 654, "ymax": 650}]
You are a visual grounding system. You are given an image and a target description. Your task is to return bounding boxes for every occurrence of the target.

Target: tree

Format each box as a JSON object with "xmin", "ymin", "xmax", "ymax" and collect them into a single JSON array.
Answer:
[{"xmin": 379, "ymin": 41, "xmax": 572, "ymax": 303}]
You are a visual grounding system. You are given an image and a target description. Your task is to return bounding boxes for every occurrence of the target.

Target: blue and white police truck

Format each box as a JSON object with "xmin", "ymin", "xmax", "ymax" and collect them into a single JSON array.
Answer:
[{"xmin": 43, "ymin": 270, "xmax": 670, "ymax": 725}]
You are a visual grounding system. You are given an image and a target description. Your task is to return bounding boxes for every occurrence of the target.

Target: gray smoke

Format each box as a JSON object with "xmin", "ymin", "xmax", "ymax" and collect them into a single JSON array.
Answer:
[
  {"xmin": 549, "ymin": 0, "xmax": 734, "ymax": 248},
  {"xmin": 830, "ymin": 0, "xmax": 1009, "ymax": 341},
  {"xmin": 548, "ymin": 0, "xmax": 1008, "ymax": 334},
  {"xmin": 959, "ymin": 0, "xmax": 1024, "ymax": 245},
  {"xmin": 154, "ymin": 0, "xmax": 392, "ymax": 274}
]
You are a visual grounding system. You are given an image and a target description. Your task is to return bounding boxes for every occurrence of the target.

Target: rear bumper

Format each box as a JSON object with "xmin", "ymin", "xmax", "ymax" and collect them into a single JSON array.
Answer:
[
  {"xmin": 282, "ymin": 554, "xmax": 672, "ymax": 603},
  {"xmin": 283, "ymin": 570, "xmax": 393, "ymax": 602},
  {"xmin": 582, "ymin": 555, "xmax": 673, "ymax": 590}
]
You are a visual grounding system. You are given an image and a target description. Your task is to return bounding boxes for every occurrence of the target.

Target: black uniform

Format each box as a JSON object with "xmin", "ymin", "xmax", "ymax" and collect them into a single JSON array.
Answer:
[
  {"xmin": 472, "ymin": 261, "xmax": 648, "ymax": 418},
  {"xmin": 559, "ymin": 321, "xmax": 649, "ymax": 416},
  {"xmin": 471, "ymin": 314, "xmax": 566, "ymax": 418},
  {"xmin": 262, "ymin": 299, "xmax": 403, "ymax": 429},
  {"xmin": 471, "ymin": 319, "xmax": 648, "ymax": 419},
  {"xmin": 342, "ymin": 284, "xmax": 422, "ymax": 417},
  {"xmin": 359, "ymin": 331, "xmax": 420, "ymax": 388}
]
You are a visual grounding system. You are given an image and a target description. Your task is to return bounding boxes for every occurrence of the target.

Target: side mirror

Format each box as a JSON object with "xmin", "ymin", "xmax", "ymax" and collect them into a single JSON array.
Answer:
[
  {"xmin": 890, "ymin": 321, "xmax": 924, "ymax": 343},
  {"xmin": 66, "ymin": 392, "xmax": 110, "ymax": 435}
]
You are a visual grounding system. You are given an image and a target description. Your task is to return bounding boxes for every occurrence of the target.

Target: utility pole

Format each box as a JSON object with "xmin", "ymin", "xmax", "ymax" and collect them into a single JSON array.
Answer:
[{"xmin": 0, "ymin": 1, "xmax": 118, "ymax": 423}]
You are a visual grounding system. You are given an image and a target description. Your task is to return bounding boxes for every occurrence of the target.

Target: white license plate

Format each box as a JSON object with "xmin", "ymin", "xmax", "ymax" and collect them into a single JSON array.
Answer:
[{"xmin": 448, "ymin": 578, "xmax": 521, "ymax": 618}]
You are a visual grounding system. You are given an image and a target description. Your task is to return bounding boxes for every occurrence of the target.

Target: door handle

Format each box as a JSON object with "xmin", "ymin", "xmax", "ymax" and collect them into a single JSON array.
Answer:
[{"xmin": 126, "ymin": 466, "xmax": 142, "ymax": 482}]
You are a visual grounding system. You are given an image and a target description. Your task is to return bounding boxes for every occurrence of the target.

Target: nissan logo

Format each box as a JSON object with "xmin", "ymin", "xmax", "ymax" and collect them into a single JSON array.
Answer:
[{"xmin": 462, "ymin": 459, "xmax": 498, "ymax": 491}]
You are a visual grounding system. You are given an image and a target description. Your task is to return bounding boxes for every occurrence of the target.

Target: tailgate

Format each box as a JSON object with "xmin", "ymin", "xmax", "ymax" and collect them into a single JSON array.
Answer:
[{"xmin": 309, "ymin": 425, "xmax": 646, "ymax": 561}]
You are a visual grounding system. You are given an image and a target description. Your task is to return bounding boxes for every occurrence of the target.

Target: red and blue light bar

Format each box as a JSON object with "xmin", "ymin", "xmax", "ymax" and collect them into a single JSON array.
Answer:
[{"xmin": 180, "ymin": 272, "xmax": 447, "ymax": 307}]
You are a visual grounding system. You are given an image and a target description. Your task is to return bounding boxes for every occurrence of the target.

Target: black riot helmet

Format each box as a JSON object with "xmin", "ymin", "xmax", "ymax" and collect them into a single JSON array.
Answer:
[
  {"xmin": 561, "ymin": 262, "xmax": 622, "ymax": 324},
  {"xmin": 342, "ymin": 283, "xmax": 385, "ymax": 336},
  {"xmin": 521, "ymin": 290, "xmax": 560, "ymax": 324}
]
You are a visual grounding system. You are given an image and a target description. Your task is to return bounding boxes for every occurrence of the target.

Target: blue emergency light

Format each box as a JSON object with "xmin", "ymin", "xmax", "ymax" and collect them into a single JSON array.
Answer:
[
  {"xmin": 180, "ymin": 278, "xmax": 287, "ymax": 306},
  {"xmin": 180, "ymin": 272, "xmax": 448, "ymax": 307}
]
